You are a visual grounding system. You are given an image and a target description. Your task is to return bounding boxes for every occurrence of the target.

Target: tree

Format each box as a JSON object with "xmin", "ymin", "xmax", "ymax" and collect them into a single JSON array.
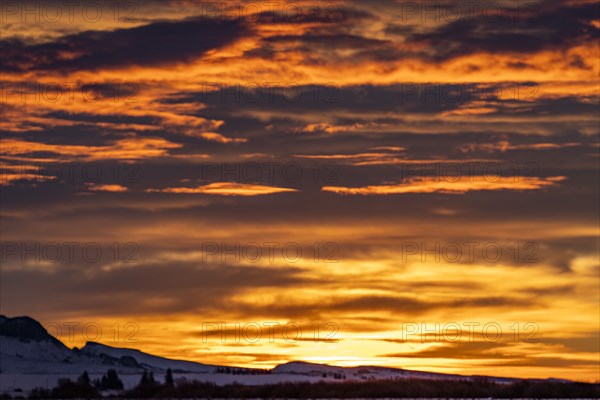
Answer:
[
  {"xmin": 132, "ymin": 369, "xmax": 163, "ymax": 398},
  {"xmin": 100, "ymin": 368, "xmax": 124, "ymax": 390},
  {"xmin": 165, "ymin": 368, "xmax": 174, "ymax": 387},
  {"xmin": 137, "ymin": 370, "xmax": 157, "ymax": 387},
  {"xmin": 77, "ymin": 370, "xmax": 91, "ymax": 386},
  {"xmin": 51, "ymin": 377, "xmax": 100, "ymax": 398},
  {"xmin": 140, "ymin": 371, "xmax": 149, "ymax": 385}
]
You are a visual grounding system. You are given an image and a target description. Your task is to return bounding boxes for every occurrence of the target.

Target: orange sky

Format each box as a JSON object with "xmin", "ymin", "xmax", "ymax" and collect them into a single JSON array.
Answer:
[{"xmin": 1, "ymin": 0, "xmax": 599, "ymax": 383}]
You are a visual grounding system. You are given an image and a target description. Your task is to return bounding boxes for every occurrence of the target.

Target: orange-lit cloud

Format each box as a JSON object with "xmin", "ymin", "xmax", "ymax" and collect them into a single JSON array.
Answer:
[
  {"xmin": 295, "ymin": 153, "xmax": 493, "ymax": 166},
  {"xmin": 146, "ymin": 182, "xmax": 298, "ymax": 196},
  {"xmin": 85, "ymin": 184, "xmax": 129, "ymax": 192},
  {"xmin": 0, "ymin": 137, "xmax": 181, "ymax": 160},
  {"xmin": 322, "ymin": 176, "xmax": 566, "ymax": 195},
  {"xmin": 0, "ymin": 162, "xmax": 51, "ymax": 186},
  {"xmin": 460, "ymin": 140, "xmax": 582, "ymax": 154},
  {"xmin": 198, "ymin": 132, "xmax": 248, "ymax": 143}
]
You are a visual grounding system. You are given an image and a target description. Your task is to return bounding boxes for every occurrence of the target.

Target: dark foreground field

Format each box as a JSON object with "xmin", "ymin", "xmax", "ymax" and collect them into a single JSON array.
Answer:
[{"xmin": 10, "ymin": 378, "xmax": 599, "ymax": 399}]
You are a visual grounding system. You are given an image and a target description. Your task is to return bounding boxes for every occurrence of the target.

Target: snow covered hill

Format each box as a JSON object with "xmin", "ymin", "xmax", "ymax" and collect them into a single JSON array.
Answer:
[
  {"xmin": 271, "ymin": 361, "xmax": 515, "ymax": 383},
  {"xmin": 0, "ymin": 316, "xmax": 143, "ymax": 375},
  {"xmin": 80, "ymin": 341, "xmax": 216, "ymax": 373}
]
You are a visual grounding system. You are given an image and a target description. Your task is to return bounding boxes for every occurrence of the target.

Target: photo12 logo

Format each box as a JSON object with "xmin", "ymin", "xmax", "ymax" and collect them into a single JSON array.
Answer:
[
  {"xmin": 399, "ymin": 322, "xmax": 540, "ymax": 343},
  {"xmin": 198, "ymin": 82, "xmax": 339, "ymax": 104},
  {"xmin": 199, "ymin": 242, "xmax": 339, "ymax": 264},
  {"xmin": 0, "ymin": 82, "xmax": 139, "ymax": 104},
  {"xmin": 0, "ymin": 241, "xmax": 140, "ymax": 264},
  {"xmin": 201, "ymin": 321, "xmax": 340, "ymax": 343},
  {"xmin": 0, "ymin": 161, "xmax": 140, "ymax": 186},
  {"xmin": 198, "ymin": 2, "xmax": 344, "ymax": 23},
  {"xmin": 395, "ymin": 2, "xmax": 540, "ymax": 23},
  {"xmin": 37, "ymin": 321, "xmax": 139, "ymax": 353},
  {"xmin": 195, "ymin": 161, "xmax": 340, "ymax": 185},
  {"xmin": 399, "ymin": 241, "xmax": 539, "ymax": 264},
  {"xmin": 0, "ymin": 2, "xmax": 140, "ymax": 23}
]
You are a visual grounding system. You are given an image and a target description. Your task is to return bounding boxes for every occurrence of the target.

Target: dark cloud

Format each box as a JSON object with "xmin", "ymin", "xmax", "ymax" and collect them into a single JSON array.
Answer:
[
  {"xmin": 243, "ymin": 1, "xmax": 599, "ymax": 64},
  {"xmin": 537, "ymin": 333, "xmax": 600, "ymax": 354},
  {"xmin": 381, "ymin": 340, "xmax": 599, "ymax": 368},
  {"xmin": 214, "ymin": 294, "xmax": 541, "ymax": 320},
  {"xmin": 0, "ymin": 262, "xmax": 312, "ymax": 317},
  {"xmin": 381, "ymin": 341, "xmax": 512, "ymax": 360},
  {"xmin": 253, "ymin": 7, "xmax": 372, "ymax": 25},
  {"xmin": 245, "ymin": 31, "xmax": 406, "ymax": 63},
  {"xmin": 404, "ymin": 1, "xmax": 600, "ymax": 61},
  {"xmin": 0, "ymin": 17, "xmax": 251, "ymax": 72},
  {"xmin": 169, "ymin": 84, "xmax": 598, "ymax": 118}
]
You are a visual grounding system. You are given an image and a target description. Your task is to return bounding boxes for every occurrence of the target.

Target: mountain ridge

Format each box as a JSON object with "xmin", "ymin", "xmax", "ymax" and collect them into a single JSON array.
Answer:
[{"xmin": 0, "ymin": 315, "xmax": 66, "ymax": 348}]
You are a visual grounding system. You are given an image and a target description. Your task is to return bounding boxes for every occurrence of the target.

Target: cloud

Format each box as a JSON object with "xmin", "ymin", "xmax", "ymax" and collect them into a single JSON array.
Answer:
[
  {"xmin": 146, "ymin": 182, "xmax": 298, "ymax": 196},
  {"xmin": 381, "ymin": 341, "xmax": 511, "ymax": 360},
  {"xmin": 0, "ymin": 137, "xmax": 181, "ymax": 160},
  {"xmin": 198, "ymin": 132, "xmax": 248, "ymax": 144},
  {"xmin": 85, "ymin": 184, "xmax": 128, "ymax": 192},
  {"xmin": 459, "ymin": 139, "xmax": 582, "ymax": 153},
  {"xmin": 0, "ymin": 17, "xmax": 251, "ymax": 72},
  {"xmin": 403, "ymin": 0, "xmax": 600, "ymax": 61},
  {"xmin": 1, "ymin": 262, "xmax": 312, "ymax": 316},
  {"xmin": 322, "ymin": 176, "xmax": 566, "ymax": 195},
  {"xmin": 0, "ymin": 162, "xmax": 53, "ymax": 186},
  {"xmin": 294, "ymin": 151, "xmax": 493, "ymax": 166}
]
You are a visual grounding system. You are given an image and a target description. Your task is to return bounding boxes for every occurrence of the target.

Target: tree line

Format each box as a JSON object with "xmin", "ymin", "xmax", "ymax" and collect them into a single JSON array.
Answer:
[{"xmin": 3, "ymin": 369, "xmax": 598, "ymax": 399}]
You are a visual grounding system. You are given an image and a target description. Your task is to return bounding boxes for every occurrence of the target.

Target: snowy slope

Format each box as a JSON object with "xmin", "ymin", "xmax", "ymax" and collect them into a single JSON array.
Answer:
[
  {"xmin": 0, "ymin": 335, "xmax": 72, "ymax": 362},
  {"xmin": 0, "ymin": 335, "xmax": 149, "ymax": 374},
  {"xmin": 0, "ymin": 316, "xmax": 94, "ymax": 374},
  {"xmin": 272, "ymin": 361, "xmax": 518, "ymax": 384},
  {"xmin": 0, "ymin": 336, "xmax": 77, "ymax": 374},
  {"xmin": 80, "ymin": 342, "xmax": 216, "ymax": 373}
]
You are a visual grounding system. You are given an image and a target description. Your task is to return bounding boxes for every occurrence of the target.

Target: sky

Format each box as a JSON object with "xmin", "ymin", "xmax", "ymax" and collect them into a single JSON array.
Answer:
[{"xmin": 0, "ymin": 0, "xmax": 599, "ymax": 382}]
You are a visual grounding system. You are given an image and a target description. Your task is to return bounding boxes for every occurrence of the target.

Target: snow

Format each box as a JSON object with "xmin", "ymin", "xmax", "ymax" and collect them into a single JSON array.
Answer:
[
  {"xmin": 272, "ymin": 361, "xmax": 473, "ymax": 382},
  {"xmin": 0, "ymin": 371, "xmax": 341, "ymax": 394},
  {"xmin": 80, "ymin": 341, "xmax": 216, "ymax": 373},
  {"xmin": 0, "ymin": 336, "xmax": 71, "ymax": 363}
]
